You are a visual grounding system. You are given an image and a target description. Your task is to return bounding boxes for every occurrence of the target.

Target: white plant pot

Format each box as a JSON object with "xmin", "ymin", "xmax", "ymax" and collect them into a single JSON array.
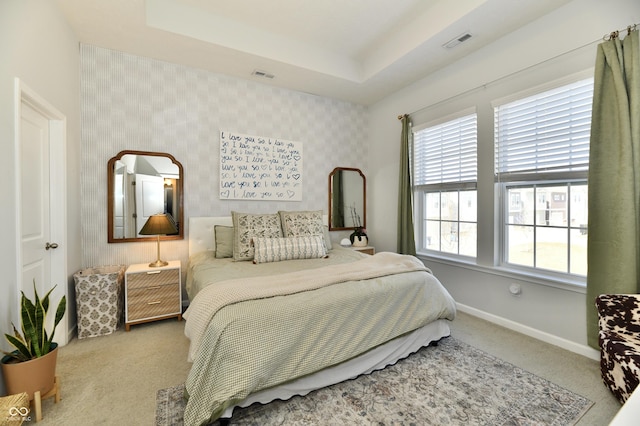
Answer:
[{"xmin": 352, "ymin": 236, "xmax": 368, "ymax": 247}]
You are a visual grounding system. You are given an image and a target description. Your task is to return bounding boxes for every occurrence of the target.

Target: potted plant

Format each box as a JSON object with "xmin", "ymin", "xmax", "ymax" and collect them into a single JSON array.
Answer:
[{"xmin": 1, "ymin": 281, "xmax": 66, "ymax": 400}]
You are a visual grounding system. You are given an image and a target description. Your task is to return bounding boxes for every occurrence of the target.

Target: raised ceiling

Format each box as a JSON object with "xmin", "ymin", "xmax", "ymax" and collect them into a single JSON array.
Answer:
[{"xmin": 56, "ymin": 0, "xmax": 571, "ymax": 105}]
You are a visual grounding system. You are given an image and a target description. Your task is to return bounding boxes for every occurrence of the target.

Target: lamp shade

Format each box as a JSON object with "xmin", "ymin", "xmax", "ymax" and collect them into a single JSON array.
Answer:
[{"xmin": 139, "ymin": 214, "xmax": 178, "ymax": 236}]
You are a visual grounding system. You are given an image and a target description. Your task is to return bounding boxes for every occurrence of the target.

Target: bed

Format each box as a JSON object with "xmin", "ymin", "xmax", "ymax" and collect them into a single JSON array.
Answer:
[{"xmin": 182, "ymin": 212, "xmax": 457, "ymax": 426}]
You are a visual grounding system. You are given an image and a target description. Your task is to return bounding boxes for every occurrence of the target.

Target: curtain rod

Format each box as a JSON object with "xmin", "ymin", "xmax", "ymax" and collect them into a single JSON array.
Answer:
[
  {"xmin": 399, "ymin": 23, "xmax": 639, "ymax": 120},
  {"xmin": 604, "ymin": 23, "xmax": 638, "ymax": 40}
]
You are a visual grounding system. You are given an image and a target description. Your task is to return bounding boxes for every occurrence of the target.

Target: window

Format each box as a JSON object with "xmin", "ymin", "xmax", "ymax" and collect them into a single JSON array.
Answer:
[
  {"xmin": 495, "ymin": 77, "xmax": 593, "ymax": 276},
  {"xmin": 413, "ymin": 112, "xmax": 477, "ymax": 257}
]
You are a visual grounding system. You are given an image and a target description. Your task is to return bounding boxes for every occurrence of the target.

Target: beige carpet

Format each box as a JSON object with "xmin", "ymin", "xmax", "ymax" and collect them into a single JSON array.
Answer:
[{"xmin": 34, "ymin": 312, "xmax": 621, "ymax": 425}]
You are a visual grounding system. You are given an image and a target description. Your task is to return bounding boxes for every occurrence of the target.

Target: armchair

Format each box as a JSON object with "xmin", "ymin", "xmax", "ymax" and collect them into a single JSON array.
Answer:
[{"xmin": 596, "ymin": 294, "xmax": 640, "ymax": 403}]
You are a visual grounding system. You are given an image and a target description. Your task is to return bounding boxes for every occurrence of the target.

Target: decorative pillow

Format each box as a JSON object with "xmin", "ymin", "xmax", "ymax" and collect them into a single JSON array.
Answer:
[
  {"xmin": 279, "ymin": 210, "xmax": 324, "ymax": 237},
  {"xmin": 253, "ymin": 235, "xmax": 328, "ymax": 264},
  {"xmin": 232, "ymin": 212, "xmax": 283, "ymax": 261},
  {"xmin": 214, "ymin": 225, "xmax": 234, "ymax": 259}
]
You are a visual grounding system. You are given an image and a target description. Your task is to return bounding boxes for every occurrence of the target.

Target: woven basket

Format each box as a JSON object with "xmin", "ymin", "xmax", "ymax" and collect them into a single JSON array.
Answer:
[{"xmin": 0, "ymin": 392, "xmax": 30, "ymax": 425}]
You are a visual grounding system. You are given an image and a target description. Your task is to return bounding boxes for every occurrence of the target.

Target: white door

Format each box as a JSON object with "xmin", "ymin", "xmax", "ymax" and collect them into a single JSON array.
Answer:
[
  {"xmin": 20, "ymin": 102, "xmax": 53, "ymax": 300},
  {"xmin": 16, "ymin": 81, "xmax": 67, "ymax": 344},
  {"xmin": 135, "ymin": 174, "xmax": 165, "ymax": 235}
]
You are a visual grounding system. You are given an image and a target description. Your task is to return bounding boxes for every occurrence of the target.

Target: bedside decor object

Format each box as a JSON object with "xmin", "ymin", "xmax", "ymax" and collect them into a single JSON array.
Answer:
[
  {"xmin": 350, "ymin": 227, "xmax": 368, "ymax": 246},
  {"xmin": 347, "ymin": 202, "xmax": 367, "ymax": 246},
  {"xmin": 124, "ymin": 261, "xmax": 182, "ymax": 331},
  {"xmin": 73, "ymin": 265, "xmax": 126, "ymax": 339},
  {"xmin": 139, "ymin": 214, "xmax": 178, "ymax": 267},
  {"xmin": 2, "ymin": 281, "xmax": 65, "ymax": 419},
  {"xmin": 340, "ymin": 238, "xmax": 352, "ymax": 247}
]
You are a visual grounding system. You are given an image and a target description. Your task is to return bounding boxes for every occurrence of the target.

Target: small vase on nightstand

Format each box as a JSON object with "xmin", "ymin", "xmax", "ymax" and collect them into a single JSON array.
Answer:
[
  {"xmin": 350, "ymin": 227, "xmax": 368, "ymax": 247},
  {"xmin": 352, "ymin": 235, "xmax": 368, "ymax": 247}
]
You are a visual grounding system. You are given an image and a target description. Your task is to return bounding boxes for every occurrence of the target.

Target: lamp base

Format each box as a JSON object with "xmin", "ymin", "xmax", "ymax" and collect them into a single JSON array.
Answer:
[{"xmin": 148, "ymin": 259, "xmax": 169, "ymax": 268}]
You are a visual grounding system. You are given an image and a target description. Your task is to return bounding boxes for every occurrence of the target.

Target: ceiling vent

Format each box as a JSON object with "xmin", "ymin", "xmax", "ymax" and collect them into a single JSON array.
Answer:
[
  {"xmin": 252, "ymin": 69, "xmax": 275, "ymax": 79},
  {"xmin": 443, "ymin": 32, "xmax": 473, "ymax": 49}
]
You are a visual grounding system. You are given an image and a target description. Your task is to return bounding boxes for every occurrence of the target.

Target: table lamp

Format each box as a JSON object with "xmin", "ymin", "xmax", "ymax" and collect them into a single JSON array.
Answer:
[{"xmin": 139, "ymin": 213, "xmax": 178, "ymax": 267}]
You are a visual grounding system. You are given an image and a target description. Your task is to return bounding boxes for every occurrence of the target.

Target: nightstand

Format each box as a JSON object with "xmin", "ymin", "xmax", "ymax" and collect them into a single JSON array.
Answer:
[
  {"xmin": 352, "ymin": 246, "xmax": 375, "ymax": 255},
  {"xmin": 124, "ymin": 260, "xmax": 182, "ymax": 331}
]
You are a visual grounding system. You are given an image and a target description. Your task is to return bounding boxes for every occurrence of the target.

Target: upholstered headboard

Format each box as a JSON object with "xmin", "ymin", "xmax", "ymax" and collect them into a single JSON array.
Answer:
[
  {"xmin": 189, "ymin": 217, "xmax": 233, "ymax": 256},
  {"xmin": 188, "ymin": 215, "xmax": 329, "ymax": 256}
]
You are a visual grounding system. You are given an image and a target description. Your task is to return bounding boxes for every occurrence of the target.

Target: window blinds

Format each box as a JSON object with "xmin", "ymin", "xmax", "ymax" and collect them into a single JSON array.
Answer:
[
  {"xmin": 494, "ymin": 78, "xmax": 593, "ymax": 181},
  {"xmin": 413, "ymin": 113, "xmax": 477, "ymax": 187}
]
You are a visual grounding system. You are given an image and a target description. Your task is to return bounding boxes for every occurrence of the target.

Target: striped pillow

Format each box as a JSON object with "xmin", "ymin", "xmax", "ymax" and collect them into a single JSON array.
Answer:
[{"xmin": 253, "ymin": 235, "xmax": 328, "ymax": 264}]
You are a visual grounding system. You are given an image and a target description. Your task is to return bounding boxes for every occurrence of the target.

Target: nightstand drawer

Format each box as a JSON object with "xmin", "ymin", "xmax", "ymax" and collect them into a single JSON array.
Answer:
[
  {"xmin": 352, "ymin": 246, "xmax": 375, "ymax": 255},
  {"xmin": 127, "ymin": 283, "xmax": 181, "ymax": 321},
  {"xmin": 127, "ymin": 268, "xmax": 179, "ymax": 290},
  {"xmin": 124, "ymin": 260, "xmax": 182, "ymax": 330}
]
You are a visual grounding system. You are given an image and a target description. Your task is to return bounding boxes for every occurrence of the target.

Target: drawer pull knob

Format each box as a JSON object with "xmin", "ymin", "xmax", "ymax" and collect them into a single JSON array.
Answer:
[
  {"xmin": 146, "ymin": 270, "xmax": 162, "ymax": 275},
  {"xmin": 147, "ymin": 286, "xmax": 162, "ymax": 290},
  {"xmin": 147, "ymin": 301, "xmax": 161, "ymax": 305}
]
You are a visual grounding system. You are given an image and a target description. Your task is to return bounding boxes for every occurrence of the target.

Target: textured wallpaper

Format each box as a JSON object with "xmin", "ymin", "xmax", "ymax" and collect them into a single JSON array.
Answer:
[{"xmin": 80, "ymin": 44, "xmax": 368, "ymax": 270}]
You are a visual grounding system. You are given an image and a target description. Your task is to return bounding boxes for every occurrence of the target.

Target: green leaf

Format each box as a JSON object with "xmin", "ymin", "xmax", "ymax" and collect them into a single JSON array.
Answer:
[
  {"xmin": 48, "ymin": 295, "xmax": 67, "ymax": 346},
  {"xmin": 4, "ymin": 280, "xmax": 67, "ymax": 362},
  {"xmin": 20, "ymin": 291, "xmax": 39, "ymax": 356},
  {"xmin": 4, "ymin": 334, "xmax": 31, "ymax": 362}
]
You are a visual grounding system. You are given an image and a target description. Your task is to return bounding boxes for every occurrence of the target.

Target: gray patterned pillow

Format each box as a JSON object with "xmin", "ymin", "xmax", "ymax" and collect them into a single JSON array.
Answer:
[
  {"xmin": 279, "ymin": 210, "xmax": 332, "ymax": 251},
  {"xmin": 232, "ymin": 212, "xmax": 283, "ymax": 261},
  {"xmin": 253, "ymin": 235, "xmax": 328, "ymax": 264},
  {"xmin": 279, "ymin": 210, "xmax": 324, "ymax": 236}
]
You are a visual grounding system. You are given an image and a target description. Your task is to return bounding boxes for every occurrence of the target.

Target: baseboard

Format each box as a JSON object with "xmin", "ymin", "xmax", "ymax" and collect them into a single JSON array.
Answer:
[{"xmin": 456, "ymin": 303, "xmax": 600, "ymax": 361}]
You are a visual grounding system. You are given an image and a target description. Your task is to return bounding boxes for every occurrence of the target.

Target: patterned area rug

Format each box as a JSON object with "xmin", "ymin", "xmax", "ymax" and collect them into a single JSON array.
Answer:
[{"xmin": 156, "ymin": 337, "xmax": 593, "ymax": 425}]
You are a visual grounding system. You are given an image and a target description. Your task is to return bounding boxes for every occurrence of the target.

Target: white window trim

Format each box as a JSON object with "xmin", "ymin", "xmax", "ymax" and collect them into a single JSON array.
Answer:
[
  {"xmin": 416, "ymin": 252, "xmax": 587, "ymax": 294},
  {"xmin": 412, "ymin": 106, "xmax": 477, "ymax": 133},
  {"xmin": 413, "ymin": 110, "xmax": 478, "ymax": 258},
  {"xmin": 492, "ymin": 71, "xmax": 593, "ymax": 283},
  {"xmin": 491, "ymin": 68, "xmax": 594, "ymax": 109},
  {"xmin": 413, "ymin": 67, "xmax": 595, "ymax": 290}
]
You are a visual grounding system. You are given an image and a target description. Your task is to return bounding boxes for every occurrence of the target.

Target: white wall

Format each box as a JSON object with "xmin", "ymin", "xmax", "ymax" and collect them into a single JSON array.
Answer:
[
  {"xmin": 368, "ymin": 0, "xmax": 640, "ymax": 357},
  {"xmin": 0, "ymin": 1, "xmax": 81, "ymax": 394}
]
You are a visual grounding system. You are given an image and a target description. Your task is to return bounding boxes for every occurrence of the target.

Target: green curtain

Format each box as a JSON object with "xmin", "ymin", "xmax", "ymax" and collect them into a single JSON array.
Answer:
[
  {"xmin": 397, "ymin": 115, "xmax": 416, "ymax": 255},
  {"xmin": 586, "ymin": 29, "xmax": 640, "ymax": 349}
]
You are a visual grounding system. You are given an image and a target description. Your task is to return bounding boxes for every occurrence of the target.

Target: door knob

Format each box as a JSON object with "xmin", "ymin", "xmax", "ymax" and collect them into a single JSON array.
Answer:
[{"xmin": 45, "ymin": 242, "xmax": 59, "ymax": 250}]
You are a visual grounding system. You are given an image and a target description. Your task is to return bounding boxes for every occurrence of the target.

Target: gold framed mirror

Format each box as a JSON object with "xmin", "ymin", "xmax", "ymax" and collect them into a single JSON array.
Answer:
[
  {"xmin": 107, "ymin": 150, "xmax": 183, "ymax": 243},
  {"xmin": 328, "ymin": 167, "xmax": 366, "ymax": 231}
]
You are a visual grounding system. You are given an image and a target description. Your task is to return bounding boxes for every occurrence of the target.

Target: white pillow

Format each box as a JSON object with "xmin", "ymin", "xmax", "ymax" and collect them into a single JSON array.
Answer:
[{"xmin": 253, "ymin": 235, "xmax": 328, "ymax": 264}]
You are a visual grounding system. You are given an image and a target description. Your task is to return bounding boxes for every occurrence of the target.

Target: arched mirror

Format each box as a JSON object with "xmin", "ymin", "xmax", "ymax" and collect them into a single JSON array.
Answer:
[
  {"xmin": 107, "ymin": 150, "xmax": 183, "ymax": 243},
  {"xmin": 328, "ymin": 167, "xmax": 366, "ymax": 231}
]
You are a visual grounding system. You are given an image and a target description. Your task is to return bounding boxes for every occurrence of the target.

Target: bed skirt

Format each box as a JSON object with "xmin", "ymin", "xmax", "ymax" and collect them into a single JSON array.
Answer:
[{"xmin": 220, "ymin": 319, "xmax": 451, "ymax": 419}]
